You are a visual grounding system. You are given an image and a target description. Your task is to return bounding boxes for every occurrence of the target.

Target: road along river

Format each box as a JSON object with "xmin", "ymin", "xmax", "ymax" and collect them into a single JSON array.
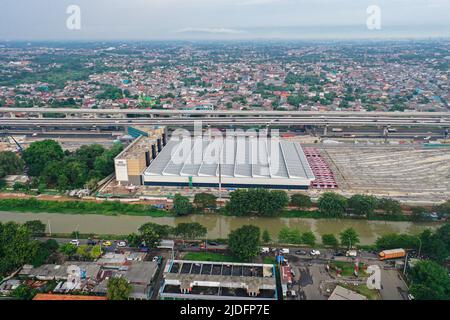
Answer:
[{"xmin": 0, "ymin": 211, "xmax": 443, "ymax": 245}]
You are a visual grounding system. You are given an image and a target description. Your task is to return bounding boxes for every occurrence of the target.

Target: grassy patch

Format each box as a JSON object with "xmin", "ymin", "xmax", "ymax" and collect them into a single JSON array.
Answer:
[
  {"xmin": 330, "ymin": 261, "xmax": 367, "ymax": 278},
  {"xmin": 0, "ymin": 198, "xmax": 169, "ymax": 217},
  {"xmin": 263, "ymin": 256, "xmax": 276, "ymax": 265},
  {"xmin": 339, "ymin": 283, "xmax": 381, "ymax": 300},
  {"xmin": 183, "ymin": 252, "xmax": 241, "ymax": 263}
]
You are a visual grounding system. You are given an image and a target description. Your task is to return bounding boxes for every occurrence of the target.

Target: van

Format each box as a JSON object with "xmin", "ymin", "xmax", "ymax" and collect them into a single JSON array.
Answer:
[{"xmin": 346, "ymin": 250, "xmax": 358, "ymax": 257}]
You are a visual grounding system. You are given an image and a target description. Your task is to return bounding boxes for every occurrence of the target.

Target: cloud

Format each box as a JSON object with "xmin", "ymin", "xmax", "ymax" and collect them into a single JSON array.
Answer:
[{"xmin": 174, "ymin": 27, "xmax": 246, "ymax": 34}]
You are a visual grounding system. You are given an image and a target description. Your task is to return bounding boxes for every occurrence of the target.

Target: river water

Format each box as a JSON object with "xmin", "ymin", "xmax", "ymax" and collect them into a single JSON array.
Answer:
[{"xmin": 0, "ymin": 211, "xmax": 442, "ymax": 245}]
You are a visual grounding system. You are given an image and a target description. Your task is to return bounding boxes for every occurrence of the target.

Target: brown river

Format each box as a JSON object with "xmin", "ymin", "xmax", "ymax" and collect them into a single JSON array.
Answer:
[{"xmin": 0, "ymin": 211, "xmax": 443, "ymax": 245}]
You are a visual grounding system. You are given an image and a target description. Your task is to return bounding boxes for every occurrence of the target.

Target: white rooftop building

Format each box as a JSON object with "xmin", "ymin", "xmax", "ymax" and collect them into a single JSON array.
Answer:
[{"xmin": 142, "ymin": 135, "xmax": 315, "ymax": 189}]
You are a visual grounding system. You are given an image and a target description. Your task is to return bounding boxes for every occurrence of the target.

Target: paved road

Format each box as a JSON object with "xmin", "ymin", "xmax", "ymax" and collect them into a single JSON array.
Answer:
[{"xmin": 380, "ymin": 269, "xmax": 409, "ymax": 300}]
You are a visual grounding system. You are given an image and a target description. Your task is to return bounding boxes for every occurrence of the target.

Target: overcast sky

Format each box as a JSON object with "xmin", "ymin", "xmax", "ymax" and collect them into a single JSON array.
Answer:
[{"xmin": 1, "ymin": 0, "xmax": 449, "ymax": 40}]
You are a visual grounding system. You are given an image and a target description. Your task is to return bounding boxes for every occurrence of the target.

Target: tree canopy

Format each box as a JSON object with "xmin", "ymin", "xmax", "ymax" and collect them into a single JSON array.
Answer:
[
  {"xmin": 172, "ymin": 194, "xmax": 194, "ymax": 216},
  {"xmin": 174, "ymin": 223, "xmax": 207, "ymax": 240},
  {"xmin": 228, "ymin": 225, "xmax": 261, "ymax": 261},
  {"xmin": 409, "ymin": 260, "xmax": 450, "ymax": 300},
  {"xmin": 107, "ymin": 277, "xmax": 132, "ymax": 300},
  {"xmin": 226, "ymin": 189, "xmax": 289, "ymax": 216},
  {"xmin": 317, "ymin": 192, "xmax": 348, "ymax": 217},
  {"xmin": 340, "ymin": 228, "xmax": 360, "ymax": 249},
  {"xmin": 0, "ymin": 151, "xmax": 24, "ymax": 179},
  {"xmin": 22, "ymin": 140, "xmax": 64, "ymax": 177},
  {"xmin": 290, "ymin": 193, "xmax": 312, "ymax": 208}
]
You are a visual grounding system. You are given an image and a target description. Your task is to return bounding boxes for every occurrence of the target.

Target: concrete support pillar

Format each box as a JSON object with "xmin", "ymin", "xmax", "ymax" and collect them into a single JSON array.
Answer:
[
  {"xmin": 383, "ymin": 126, "xmax": 389, "ymax": 143},
  {"xmin": 323, "ymin": 125, "xmax": 328, "ymax": 136}
]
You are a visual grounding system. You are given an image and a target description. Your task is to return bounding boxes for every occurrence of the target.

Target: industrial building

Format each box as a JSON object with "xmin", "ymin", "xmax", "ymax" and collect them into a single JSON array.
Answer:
[
  {"xmin": 114, "ymin": 126, "xmax": 167, "ymax": 186},
  {"xmin": 143, "ymin": 135, "xmax": 315, "ymax": 189},
  {"xmin": 114, "ymin": 127, "xmax": 315, "ymax": 190},
  {"xmin": 159, "ymin": 260, "xmax": 278, "ymax": 300}
]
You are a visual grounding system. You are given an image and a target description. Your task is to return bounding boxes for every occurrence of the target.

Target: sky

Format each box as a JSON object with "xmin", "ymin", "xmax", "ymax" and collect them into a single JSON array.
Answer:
[{"xmin": 1, "ymin": 0, "xmax": 450, "ymax": 40}]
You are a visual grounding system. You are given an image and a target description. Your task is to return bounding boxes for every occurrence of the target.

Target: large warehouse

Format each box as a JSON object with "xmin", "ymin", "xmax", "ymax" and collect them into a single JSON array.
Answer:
[{"xmin": 141, "ymin": 135, "xmax": 315, "ymax": 189}]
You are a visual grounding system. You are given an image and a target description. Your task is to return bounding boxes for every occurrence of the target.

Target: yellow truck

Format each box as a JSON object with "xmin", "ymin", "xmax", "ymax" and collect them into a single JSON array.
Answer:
[{"xmin": 378, "ymin": 248, "xmax": 406, "ymax": 260}]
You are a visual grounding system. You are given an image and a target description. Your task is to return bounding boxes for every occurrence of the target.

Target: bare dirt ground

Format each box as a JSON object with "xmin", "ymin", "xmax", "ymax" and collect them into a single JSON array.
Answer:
[{"xmin": 318, "ymin": 144, "xmax": 450, "ymax": 204}]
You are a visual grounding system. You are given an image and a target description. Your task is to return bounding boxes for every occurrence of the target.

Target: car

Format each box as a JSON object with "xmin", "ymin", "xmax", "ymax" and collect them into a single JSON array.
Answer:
[
  {"xmin": 138, "ymin": 245, "xmax": 149, "ymax": 252},
  {"xmin": 207, "ymin": 241, "xmax": 219, "ymax": 246},
  {"xmin": 261, "ymin": 247, "xmax": 270, "ymax": 254},
  {"xmin": 280, "ymin": 248, "xmax": 290, "ymax": 254},
  {"xmin": 152, "ymin": 256, "xmax": 163, "ymax": 264},
  {"xmin": 70, "ymin": 239, "xmax": 80, "ymax": 246},
  {"xmin": 295, "ymin": 250, "xmax": 307, "ymax": 255},
  {"xmin": 117, "ymin": 241, "xmax": 127, "ymax": 247},
  {"xmin": 87, "ymin": 239, "xmax": 97, "ymax": 246},
  {"xmin": 310, "ymin": 250, "xmax": 321, "ymax": 256},
  {"xmin": 334, "ymin": 251, "xmax": 345, "ymax": 257},
  {"xmin": 102, "ymin": 241, "xmax": 112, "ymax": 247},
  {"xmin": 408, "ymin": 294, "xmax": 415, "ymax": 300}
]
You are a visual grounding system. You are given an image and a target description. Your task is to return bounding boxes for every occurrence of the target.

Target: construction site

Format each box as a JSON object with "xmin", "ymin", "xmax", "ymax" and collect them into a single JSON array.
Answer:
[{"xmin": 320, "ymin": 144, "xmax": 450, "ymax": 204}]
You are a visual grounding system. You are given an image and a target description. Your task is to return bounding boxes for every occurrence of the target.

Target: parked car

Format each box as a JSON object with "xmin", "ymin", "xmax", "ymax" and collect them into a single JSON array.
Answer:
[
  {"xmin": 70, "ymin": 239, "xmax": 80, "ymax": 246},
  {"xmin": 102, "ymin": 241, "xmax": 112, "ymax": 247},
  {"xmin": 334, "ymin": 251, "xmax": 345, "ymax": 257},
  {"xmin": 261, "ymin": 247, "xmax": 270, "ymax": 254},
  {"xmin": 152, "ymin": 256, "xmax": 163, "ymax": 264},
  {"xmin": 87, "ymin": 239, "xmax": 97, "ymax": 246},
  {"xmin": 346, "ymin": 250, "xmax": 358, "ymax": 257},
  {"xmin": 280, "ymin": 248, "xmax": 290, "ymax": 254},
  {"xmin": 295, "ymin": 250, "xmax": 307, "ymax": 255},
  {"xmin": 117, "ymin": 241, "xmax": 127, "ymax": 247},
  {"xmin": 138, "ymin": 245, "xmax": 149, "ymax": 252},
  {"xmin": 310, "ymin": 250, "xmax": 321, "ymax": 256}
]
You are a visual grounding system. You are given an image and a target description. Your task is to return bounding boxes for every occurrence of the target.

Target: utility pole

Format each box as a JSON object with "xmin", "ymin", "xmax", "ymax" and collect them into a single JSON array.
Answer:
[
  {"xmin": 47, "ymin": 219, "xmax": 52, "ymax": 237},
  {"xmin": 418, "ymin": 238, "xmax": 422, "ymax": 258},
  {"xmin": 403, "ymin": 252, "xmax": 408, "ymax": 275}
]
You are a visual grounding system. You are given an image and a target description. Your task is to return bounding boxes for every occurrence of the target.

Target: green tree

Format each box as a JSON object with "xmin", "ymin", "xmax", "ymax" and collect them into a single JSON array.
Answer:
[
  {"xmin": 174, "ymin": 223, "xmax": 207, "ymax": 240},
  {"xmin": 322, "ymin": 234, "xmax": 339, "ymax": 248},
  {"xmin": 375, "ymin": 234, "xmax": 420, "ymax": 250},
  {"xmin": 278, "ymin": 227, "xmax": 302, "ymax": 244},
  {"xmin": 138, "ymin": 222, "xmax": 171, "ymax": 248},
  {"xmin": 302, "ymin": 231, "xmax": 316, "ymax": 246},
  {"xmin": 22, "ymin": 140, "xmax": 64, "ymax": 176},
  {"xmin": 340, "ymin": 228, "xmax": 360, "ymax": 249},
  {"xmin": 262, "ymin": 230, "xmax": 272, "ymax": 244},
  {"xmin": 107, "ymin": 277, "xmax": 132, "ymax": 300},
  {"xmin": 0, "ymin": 222, "xmax": 39, "ymax": 278},
  {"xmin": 0, "ymin": 151, "xmax": 24, "ymax": 178},
  {"xmin": 74, "ymin": 144, "xmax": 106, "ymax": 170},
  {"xmin": 228, "ymin": 225, "xmax": 260, "ymax": 261},
  {"xmin": 318, "ymin": 192, "xmax": 348, "ymax": 217},
  {"xmin": 348, "ymin": 194, "xmax": 378, "ymax": 216},
  {"xmin": 290, "ymin": 193, "xmax": 312, "ymax": 208},
  {"xmin": 10, "ymin": 284, "xmax": 37, "ymax": 300},
  {"xmin": 172, "ymin": 194, "xmax": 193, "ymax": 216},
  {"xmin": 420, "ymin": 229, "xmax": 449, "ymax": 263},
  {"xmin": 126, "ymin": 233, "xmax": 142, "ymax": 247},
  {"xmin": 409, "ymin": 261, "xmax": 450, "ymax": 300},
  {"xmin": 226, "ymin": 189, "xmax": 288, "ymax": 216},
  {"xmin": 377, "ymin": 198, "xmax": 402, "ymax": 215},
  {"xmin": 31, "ymin": 239, "xmax": 59, "ymax": 267},
  {"xmin": 23, "ymin": 220, "xmax": 46, "ymax": 237},
  {"xmin": 59, "ymin": 243, "xmax": 77, "ymax": 257},
  {"xmin": 193, "ymin": 193, "xmax": 217, "ymax": 211}
]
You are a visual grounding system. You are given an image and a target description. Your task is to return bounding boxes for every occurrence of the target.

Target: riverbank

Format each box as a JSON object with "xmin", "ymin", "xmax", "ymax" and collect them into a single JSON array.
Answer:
[
  {"xmin": 0, "ymin": 198, "xmax": 168, "ymax": 217},
  {"xmin": 0, "ymin": 211, "xmax": 442, "ymax": 245}
]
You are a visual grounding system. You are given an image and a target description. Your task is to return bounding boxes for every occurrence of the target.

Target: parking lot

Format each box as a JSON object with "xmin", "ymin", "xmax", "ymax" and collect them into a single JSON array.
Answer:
[{"xmin": 272, "ymin": 247, "xmax": 407, "ymax": 300}]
